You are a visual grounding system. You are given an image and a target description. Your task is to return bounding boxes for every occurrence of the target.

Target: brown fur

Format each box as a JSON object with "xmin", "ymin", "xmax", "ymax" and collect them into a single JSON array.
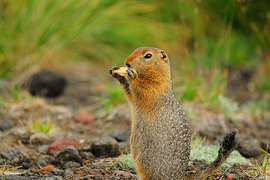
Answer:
[{"xmin": 110, "ymin": 47, "xmax": 236, "ymax": 180}]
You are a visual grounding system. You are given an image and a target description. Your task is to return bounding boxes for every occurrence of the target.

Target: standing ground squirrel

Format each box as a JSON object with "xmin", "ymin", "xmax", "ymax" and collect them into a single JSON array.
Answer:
[{"xmin": 109, "ymin": 47, "xmax": 236, "ymax": 180}]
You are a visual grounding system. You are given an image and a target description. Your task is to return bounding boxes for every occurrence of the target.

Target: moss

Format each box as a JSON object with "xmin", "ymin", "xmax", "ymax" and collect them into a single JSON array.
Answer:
[{"xmin": 190, "ymin": 142, "xmax": 250, "ymax": 169}]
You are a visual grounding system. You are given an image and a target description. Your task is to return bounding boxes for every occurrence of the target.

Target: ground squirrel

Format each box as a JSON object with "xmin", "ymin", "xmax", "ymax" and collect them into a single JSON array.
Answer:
[{"xmin": 109, "ymin": 47, "xmax": 236, "ymax": 180}]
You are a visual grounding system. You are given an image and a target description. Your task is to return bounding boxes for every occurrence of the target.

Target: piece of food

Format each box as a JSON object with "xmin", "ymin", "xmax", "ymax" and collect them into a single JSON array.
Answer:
[{"xmin": 112, "ymin": 67, "xmax": 128, "ymax": 76}]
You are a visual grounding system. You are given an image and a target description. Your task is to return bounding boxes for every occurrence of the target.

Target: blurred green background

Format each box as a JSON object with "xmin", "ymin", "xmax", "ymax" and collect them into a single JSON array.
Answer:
[{"xmin": 0, "ymin": 0, "xmax": 269, "ymax": 107}]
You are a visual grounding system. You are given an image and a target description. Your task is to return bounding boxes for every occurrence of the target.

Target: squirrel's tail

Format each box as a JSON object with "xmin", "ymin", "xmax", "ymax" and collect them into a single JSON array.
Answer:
[{"xmin": 185, "ymin": 130, "xmax": 237, "ymax": 180}]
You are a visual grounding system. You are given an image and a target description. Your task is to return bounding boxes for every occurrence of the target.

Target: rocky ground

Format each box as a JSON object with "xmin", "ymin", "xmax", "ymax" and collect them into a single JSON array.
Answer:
[{"xmin": 0, "ymin": 63, "xmax": 269, "ymax": 180}]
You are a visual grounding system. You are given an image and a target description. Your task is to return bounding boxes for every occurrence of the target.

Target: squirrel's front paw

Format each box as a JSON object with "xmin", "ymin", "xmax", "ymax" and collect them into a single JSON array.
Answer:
[
  {"xmin": 127, "ymin": 68, "xmax": 138, "ymax": 80},
  {"xmin": 109, "ymin": 66, "xmax": 119, "ymax": 77}
]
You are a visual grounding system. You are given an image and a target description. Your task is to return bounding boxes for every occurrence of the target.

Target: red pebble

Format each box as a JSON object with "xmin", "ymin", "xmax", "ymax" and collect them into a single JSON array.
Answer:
[
  {"xmin": 74, "ymin": 112, "xmax": 95, "ymax": 124},
  {"xmin": 215, "ymin": 174, "xmax": 221, "ymax": 177},
  {"xmin": 47, "ymin": 138, "xmax": 81, "ymax": 155},
  {"xmin": 226, "ymin": 174, "xmax": 235, "ymax": 180},
  {"xmin": 39, "ymin": 165, "xmax": 55, "ymax": 174}
]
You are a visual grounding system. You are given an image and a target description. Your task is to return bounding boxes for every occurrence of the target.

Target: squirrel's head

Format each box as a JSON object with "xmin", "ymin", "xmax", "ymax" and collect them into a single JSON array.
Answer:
[{"xmin": 125, "ymin": 47, "xmax": 171, "ymax": 83}]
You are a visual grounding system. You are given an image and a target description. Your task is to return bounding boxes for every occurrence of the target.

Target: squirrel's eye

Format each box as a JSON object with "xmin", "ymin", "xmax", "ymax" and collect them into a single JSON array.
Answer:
[{"xmin": 144, "ymin": 53, "xmax": 152, "ymax": 59}]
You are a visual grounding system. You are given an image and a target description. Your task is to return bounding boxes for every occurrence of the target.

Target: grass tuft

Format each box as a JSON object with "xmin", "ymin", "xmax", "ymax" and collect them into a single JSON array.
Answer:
[
  {"xmin": 244, "ymin": 148, "xmax": 270, "ymax": 179},
  {"xmin": 98, "ymin": 81, "xmax": 126, "ymax": 113},
  {"xmin": 119, "ymin": 154, "xmax": 135, "ymax": 169}
]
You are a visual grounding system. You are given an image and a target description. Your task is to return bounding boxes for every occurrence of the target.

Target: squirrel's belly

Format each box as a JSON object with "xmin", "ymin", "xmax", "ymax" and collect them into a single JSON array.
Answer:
[{"xmin": 130, "ymin": 123, "xmax": 190, "ymax": 179}]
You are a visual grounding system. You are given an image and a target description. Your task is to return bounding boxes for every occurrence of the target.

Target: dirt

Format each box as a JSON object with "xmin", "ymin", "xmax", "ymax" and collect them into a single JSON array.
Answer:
[{"xmin": 0, "ymin": 63, "xmax": 269, "ymax": 180}]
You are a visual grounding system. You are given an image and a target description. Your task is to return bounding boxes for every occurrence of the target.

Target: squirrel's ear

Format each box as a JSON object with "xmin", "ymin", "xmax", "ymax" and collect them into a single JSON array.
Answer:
[{"xmin": 160, "ymin": 50, "xmax": 168, "ymax": 63}]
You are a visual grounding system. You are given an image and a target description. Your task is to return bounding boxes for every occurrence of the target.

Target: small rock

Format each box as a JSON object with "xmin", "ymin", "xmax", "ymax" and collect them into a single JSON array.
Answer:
[
  {"xmin": 9, "ymin": 148, "xmax": 21, "ymax": 156},
  {"xmin": 62, "ymin": 161, "xmax": 81, "ymax": 169},
  {"xmin": 36, "ymin": 159, "xmax": 48, "ymax": 168},
  {"xmin": 236, "ymin": 137, "xmax": 261, "ymax": 158},
  {"xmin": 20, "ymin": 135, "xmax": 30, "ymax": 144},
  {"xmin": 0, "ymin": 119, "xmax": 13, "ymax": 131},
  {"xmin": 0, "ymin": 152, "xmax": 13, "ymax": 160},
  {"xmin": 21, "ymin": 162, "xmax": 31, "ymax": 169},
  {"xmin": 55, "ymin": 146, "xmax": 83, "ymax": 167},
  {"xmin": 90, "ymin": 137, "xmax": 121, "ymax": 157},
  {"xmin": 64, "ymin": 169, "xmax": 74, "ymax": 177},
  {"xmin": 92, "ymin": 162, "xmax": 107, "ymax": 169},
  {"xmin": 82, "ymin": 176, "xmax": 92, "ymax": 180},
  {"xmin": 39, "ymin": 165, "xmax": 55, "ymax": 174},
  {"xmin": 18, "ymin": 156, "xmax": 31, "ymax": 169},
  {"xmin": 111, "ymin": 177, "xmax": 121, "ymax": 180},
  {"xmin": 108, "ymin": 129, "xmax": 131, "ymax": 142},
  {"xmin": 74, "ymin": 112, "xmax": 95, "ymax": 124},
  {"xmin": 47, "ymin": 138, "xmax": 81, "ymax": 155},
  {"xmin": 52, "ymin": 168, "xmax": 64, "ymax": 175},
  {"xmin": 19, "ymin": 156, "xmax": 30, "ymax": 164},
  {"xmin": 79, "ymin": 151, "xmax": 95, "ymax": 163},
  {"xmin": 1, "ymin": 148, "xmax": 22, "ymax": 161},
  {"xmin": 114, "ymin": 170, "xmax": 137, "ymax": 179},
  {"xmin": 42, "ymin": 172, "xmax": 54, "ymax": 177},
  {"xmin": 11, "ymin": 157, "xmax": 19, "ymax": 165},
  {"xmin": 38, "ymin": 145, "xmax": 49, "ymax": 154},
  {"xmin": 30, "ymin": 133, "xmax": 53, "ymax": 145},
  {"xmin": 27, "ymin": 70, "xmax": 67, "ymax": 97},
  {"xmin": 226, "ymin": 174, "xmax": 235, "ymax": 180},
  {"xmin": 4, "ymin": 175, "xmax": 30, "ymax": 180},
  {"xmin": 44, "ymin": 176, "xmax": 63, "ymax": 180},
  {"xmin": 22, "ymin": 170, "xmax": 33, "ymax": 176},
  {"xmin": 81, "ymin": 168, "xmax": 103, "ymax": 177}
]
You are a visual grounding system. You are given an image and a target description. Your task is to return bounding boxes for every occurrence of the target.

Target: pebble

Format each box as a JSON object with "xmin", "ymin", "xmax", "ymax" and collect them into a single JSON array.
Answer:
[
  {"xmin": 39, "ymin": 165, "xmax": 55, "ymax": 174},
  {"xmin": 0, "ymin": 152, "xmax": 13, "ymax": 160},
  {"xmin": 19, "ymin": 156, "xmax": 30, "ymax": 164},
  {"xmin": 11, "ymin": 157, "xmax": 19, "ymax": 165},
  {"xmin": 108, "ymin": 129, "xmax": 130, "ymax": 142},
  {"xmin": 9, "ymin": 148, "xmax": 21, "ymax": 156},
  {"xmin": 1, "ymin": 148, "xmax": 22, "ymax": 160},
  {"xmin": 4, "ymin": 175, "xmax": 30, "ymax": 180},
  {"xmin": 0, "ymin": 119, "xmax": 13, "ymax": 131},
  {"xmin": 20, "ymin": 135, "xmax": 30, "ymax": 144},
  {"xmin": 80, "ymin": 168, "xmax": 103, "ymax": 177},
  {"xmin": 27, "ymin": 70, "xmax": 67, "ymax": 97},
  {"xmin": 55, "ymin": 146, "xmax": 83, "ymax": 167},
  {"xmin": 38, "ymin": 145, "xmax": 49, "ymax": 154},
  {"xmin": 111, "ymin": 177, "xmax": 121, "ymax": 180},
  {"xmin": 114, "ymin": 170, "xmax": 137, "ymax": 179},
  {"xmin": 30, "ymin": 132, "xmax": 53, "ymax": 145},
  {"xmin": 236, "ymin": 136, "xmax": 262, "ymax": 158},
  {"xmin": 47, "ymin": 138, "xmax": 81, "ymax": 155},
  {"xmin": 226, "ymin": 174, "xmax": 235, "ymax": 180},
  {"xmin": 83, "ymin": 175, "xmax": 101, "ymax": 180},
  {"xmin": 44, "ymin": 176, "xmax": 63, "ymax": 180},
  {"xmin": 21, "ymin": 162, "xmax": 31, "ymax": 169},
  {"xmin": 79, "ymin": 151, "xmax": 95, "ymax": 163},
  {"xmin": 36, "ymin": 159, "xmax": 48, "ymax": 168},
  {"xmin": 64, "ymin": 169, "xmax": 74, "ymax": 177},
  {"xmin": 42, "ymin": 172, "xmax": 54, "ymax": 177},
  {"xmin": 52, "ymin": 168, "xmax": 64, "ymax": 175},
  {"xmin": 62, "ymin": 161, "xmax": 81, "ymax": 169},
  {"xmin": 90, "ymin": 137, "xmax": 121, "ymax": 157},
  {"xmin": 74, "ymin": 112, "xmax": 95, "ymax": 124}
]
